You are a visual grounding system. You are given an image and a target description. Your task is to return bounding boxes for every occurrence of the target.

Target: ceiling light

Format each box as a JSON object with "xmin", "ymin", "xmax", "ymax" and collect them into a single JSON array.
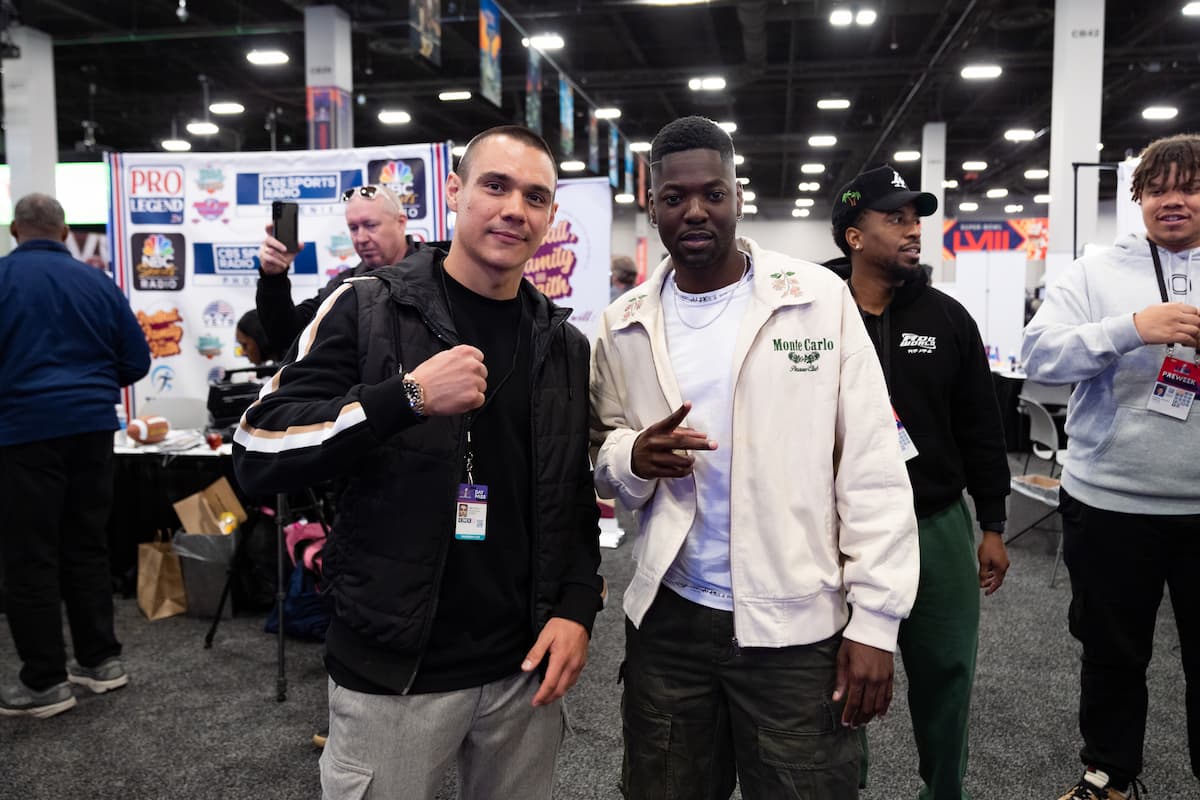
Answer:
[
  {"xmin": 688, "ymin": 76, "xmax": 726, "ymax": 91},
  {"xmin": 642, "ymin": 0, "xmax": 711, "ymax": 5},
  {"xmin": 894, "ymin": 150, "xmax": 921, "ymax": 162},
  {"xmin": 736, "ymin": 177, "xmax": 750, "ymax": 185},
  {"xmin": 1096, "ymin": 142, "xmax": 1105, "ymax": 151},
  {"xmin": 209, "ymin": 102, "xmax": 244, "ymax": 115},
  {"xmin": 986, "ymin": 188, "xmax": 1008, "ymax": 198},
  {"xmin": 560, "ymin": 160, "xmax": 586, "ymax": 172},
  {"xmin": 959, "ymin": 202, "xmax": 979, "ymax": 212},
  {"xmin": 795, "ymin": 198, "xmax": 815, "ymax": 207},
  {"xmin": 817, "ymin": 98, "xmax": 851, "ymax": 110},
  {"xmin": 962, "ymin": 160, "xmax": 988, "ymax": 171},
  {"xmin": 1142, "ymin": 106, "xmax": 1179, "ymax": 120},
  {"xmin": 378, "ymin": 110, "xmax": 412, "ymax": 124},
  {"xmin": 733, "ymin": 154, "xmax": 745, "ymax": 166},
  {"xmin": 830, "ymin": 9, "xmax": 853, "ymax": 26},
  {"xmin": 522, "ymin": 34, "xmax": 564, "ymax": 50},
  {"xmin": 742, "ymin": 191, "xmax": 756, "ymax": 202},
  {"xmin": 615, "ymin": 193, "xmax": 635, "ymax": 204},
  {"xmin": 717, "ymin": 121, "xmax": 737, "ymax": 133},
  {"xmin": 801, "ymin": 163, "xmax": 825, "ymax": 174},
  {"xmin": 1024, "ymin": 168, "xmax": 1049, "ymax": 180},
  {"xmin": 1184, "ymin": 2, "xmax": 1200, "ymax": 15},
  {"xmin": 856, "ymin": 9, "xmax": 877, "ymax": 25},
  {"xmin": 792, "ymin": 208, "xmax": 811, "ymax": 218},
  {"xmin": 630, "ymin": 141, "xmax": 652, "ymax": 152},
  {"xmin": 1004, "ymin": 204, "xmax": 1025, "ymax": 214},
  {"xmin": 943, "ymin": 179, "xmax": 959, "ymax": 189},
  {"xmin": 451, "ymin": 145, "xmax": 467, "ymax": 157},
  {"xmin": 246, "ymin": 49, "xmax": 289, "ymax": 66},
  {"xmin": 961, "ymin": 64, "xmax": 1002, "ymax": 80},
  {"xmin": 439, "ymin": 90, "xmax": 473, "ymax": 102},
  {"xmin": 809, "ymin": 134, "xmax": 837, "ymax": 147},
  {"xmin": 798, "ymin": 182, "xmax": 821, "ymax": 192},
  {"xmin": 186, "ymin": 120, "xmax": 218, "ymax": 135},
  {"xmin": 742, "ymin": 204, "xmax": 758, "ymax": 214},
  {"xmin": 595, "ymin": 107, "xmax": 622, "ymax": 119},
  {"xmin": 1004, "ymin": 128, "xmax": 1035, "ymax": 142},
  {"xmin": 161, "ymin": 138, "xmax": 191, "ymax": 152},
  {"xmin": 1034, "ymin": 194, "xmax": 1051, "ymax": 203}
]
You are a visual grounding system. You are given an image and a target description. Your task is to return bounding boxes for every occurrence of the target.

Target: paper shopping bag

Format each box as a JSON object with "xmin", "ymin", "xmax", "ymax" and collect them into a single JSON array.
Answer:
[{"xmin": 137, "ymin": 531, "xmax": 188, "ymax": 620}]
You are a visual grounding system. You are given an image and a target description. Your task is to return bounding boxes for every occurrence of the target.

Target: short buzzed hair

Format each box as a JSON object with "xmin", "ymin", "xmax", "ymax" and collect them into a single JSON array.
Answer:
[
  {"xmin": 456, "ymin": 125, "xmax": 557, "ymax": 189},
  {"xmin": 13, "ymin": 193, "xmax": 67, "ymax": 240},
  {"xmin": 650, "ymin": 116, "xmax": 736, "ymax": 169},
  {"xmin": 1131, "ymin": 133, "xmax": 1200, "ymax": 202}
]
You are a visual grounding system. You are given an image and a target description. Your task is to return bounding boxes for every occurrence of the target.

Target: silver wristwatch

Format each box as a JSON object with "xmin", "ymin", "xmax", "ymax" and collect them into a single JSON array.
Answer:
[{"xmin": 401, "ymin": 373, "xmax": 426, "ymax": 418}]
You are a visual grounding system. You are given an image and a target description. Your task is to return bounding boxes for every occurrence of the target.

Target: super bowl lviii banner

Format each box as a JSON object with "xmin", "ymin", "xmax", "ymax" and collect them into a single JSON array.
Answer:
[{"xmin": 106, "ymin": 143, "xmax": 451, "ymax": 416}]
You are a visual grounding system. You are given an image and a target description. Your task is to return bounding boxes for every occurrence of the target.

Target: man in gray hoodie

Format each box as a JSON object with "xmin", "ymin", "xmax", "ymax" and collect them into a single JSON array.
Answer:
[{"xmin": 1023, "ymin": 133, "xmax": 1200, "ymax": 800}]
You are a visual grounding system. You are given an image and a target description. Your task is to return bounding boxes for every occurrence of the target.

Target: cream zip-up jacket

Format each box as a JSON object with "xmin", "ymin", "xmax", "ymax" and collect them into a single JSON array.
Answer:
[{"xmin": 590, "ymin": 237, "xmax": 919, "ymax": 652}]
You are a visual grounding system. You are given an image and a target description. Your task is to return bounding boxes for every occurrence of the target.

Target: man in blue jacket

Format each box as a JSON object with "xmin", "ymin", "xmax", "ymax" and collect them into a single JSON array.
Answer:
[{"xmin": 0, "ymin": 193, "xmax": 150, "ymax": 718}]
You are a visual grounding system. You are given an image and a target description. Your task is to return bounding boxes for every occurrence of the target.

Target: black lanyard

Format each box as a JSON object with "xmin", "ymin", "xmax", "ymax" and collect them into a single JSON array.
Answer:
[
  {"xmin": 1149, "ymin": 241, "xmax": 1197, "ymax": 363},
  {"xmin": 438, "ymin": 266, "xmax": 528, "ymax": 482},
  {"xmin": 1150, "ymin": 241, "xmax": 1169, "ymax": 303}
]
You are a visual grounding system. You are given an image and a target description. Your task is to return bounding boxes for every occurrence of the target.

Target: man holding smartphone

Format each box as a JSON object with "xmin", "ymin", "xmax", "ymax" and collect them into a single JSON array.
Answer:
[{"xmin": 256, "ymin": 183, "xmax": 415, "ymax": 356}]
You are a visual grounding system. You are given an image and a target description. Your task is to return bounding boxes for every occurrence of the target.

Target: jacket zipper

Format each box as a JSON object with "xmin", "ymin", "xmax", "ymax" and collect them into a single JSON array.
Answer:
[
  {"xmin": 528, "ymin": 312, "xmax": 571, "ymax": 634},
  {"xmin": 397, "ymin": 297, "xmax": 462, "ymax": 695}
]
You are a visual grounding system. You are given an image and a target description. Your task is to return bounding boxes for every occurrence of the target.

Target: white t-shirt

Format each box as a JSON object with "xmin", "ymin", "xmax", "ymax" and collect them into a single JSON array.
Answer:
[{"xmin": 660, "ymin": 255, "xmax": 754, "ymax": 612}]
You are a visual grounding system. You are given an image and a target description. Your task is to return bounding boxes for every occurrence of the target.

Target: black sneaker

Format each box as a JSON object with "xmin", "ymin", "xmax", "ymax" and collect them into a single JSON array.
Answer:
[{"xmin": 1057, "ymin": 768, "xmax": 1143, "ymax": 800}]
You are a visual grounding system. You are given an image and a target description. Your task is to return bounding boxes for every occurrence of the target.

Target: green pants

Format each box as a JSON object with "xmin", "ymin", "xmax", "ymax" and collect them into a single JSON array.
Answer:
[
  {"xmin": 862, "ymin": 499, "xmax": 981, "ymax": 797},
  {"xmin": 899, "ymin": 497, "xmax": 981, "ymax": 800}
]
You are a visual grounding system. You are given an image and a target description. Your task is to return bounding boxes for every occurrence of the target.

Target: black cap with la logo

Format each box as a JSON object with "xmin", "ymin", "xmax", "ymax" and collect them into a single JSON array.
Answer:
[{"xmin": 831, "ymin": 165, "xmax": 938, "ymax": 230}]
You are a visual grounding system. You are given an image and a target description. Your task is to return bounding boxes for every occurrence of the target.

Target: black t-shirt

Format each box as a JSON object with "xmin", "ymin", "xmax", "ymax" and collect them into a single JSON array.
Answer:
[{"xmin": 405, "ymin": 268, "xmax": 534, "ymax": 693}]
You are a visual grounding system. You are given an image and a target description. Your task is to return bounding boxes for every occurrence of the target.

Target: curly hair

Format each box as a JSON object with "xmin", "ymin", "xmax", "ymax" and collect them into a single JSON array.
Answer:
[{"xmin": 1131, "ymin": 133, "xmax": 1200, "ymax": 201}]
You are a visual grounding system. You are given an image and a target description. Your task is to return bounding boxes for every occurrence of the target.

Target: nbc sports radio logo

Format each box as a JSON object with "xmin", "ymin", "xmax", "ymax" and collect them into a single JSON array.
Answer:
[{"xmin": 368, "ymin": 159, "xmax": 426, "ymax": 219}]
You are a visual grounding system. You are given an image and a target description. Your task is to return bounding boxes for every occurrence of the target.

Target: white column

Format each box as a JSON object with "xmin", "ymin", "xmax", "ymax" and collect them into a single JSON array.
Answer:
[
  {"xmin": 921, "ymin": 122, "xmax": 947, "ymax": 282},
  {"xmin": 304, "ymin": 5, "xmax": 353, "ymax": 149},
  {"xmin": 1048, "ymin": 0, "xmax": 1106, "ymax": 257},
  {"xmin": 3, "ymin": 27, "xmax": 58, "ymax": 206}
]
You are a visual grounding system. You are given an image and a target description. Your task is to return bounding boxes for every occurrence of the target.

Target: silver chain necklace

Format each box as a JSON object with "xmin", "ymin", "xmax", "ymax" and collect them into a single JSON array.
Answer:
[{"xmin": 670, "ymin": 253, "xmax": 751, "ymax": 331}]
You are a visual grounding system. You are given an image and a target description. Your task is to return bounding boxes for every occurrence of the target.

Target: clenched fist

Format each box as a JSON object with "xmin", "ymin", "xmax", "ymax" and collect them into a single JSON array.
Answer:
[
  {"xmin": 408, "ymin": 345, "xmax": 488, "ymax": 416},
  {"xmin": 1134, "ymin": 302, "xmax": 1200, "ymax": 348}
]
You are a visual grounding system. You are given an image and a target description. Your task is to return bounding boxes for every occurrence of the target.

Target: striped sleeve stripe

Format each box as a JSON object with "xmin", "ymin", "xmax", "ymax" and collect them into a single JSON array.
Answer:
[
  {"xmin": 235, "ymin": 279, "xmax": 375, "ymax": 454},
  {"xmin": 234, "ymin": 401, "xmax": 367, "ymax": 454}
]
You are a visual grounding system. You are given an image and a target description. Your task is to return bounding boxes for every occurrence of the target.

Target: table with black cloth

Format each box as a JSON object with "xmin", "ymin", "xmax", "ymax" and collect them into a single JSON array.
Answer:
[{"xmin": 107, "ymin": 433, "xmax": 243, "ymax": 596}]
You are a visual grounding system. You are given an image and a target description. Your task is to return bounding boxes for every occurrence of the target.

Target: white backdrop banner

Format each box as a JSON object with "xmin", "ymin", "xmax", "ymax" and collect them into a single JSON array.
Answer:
[
  {"xmin": 531, "ymin": 176, "xmax": 611, "ymax": 342},
  {"xmin": 106, "ymin": 144, "xmax": 451, "ymax": 416},
  {"xmin": 106, "ymin": 150, "xmax": 610, "ymax": 418}
]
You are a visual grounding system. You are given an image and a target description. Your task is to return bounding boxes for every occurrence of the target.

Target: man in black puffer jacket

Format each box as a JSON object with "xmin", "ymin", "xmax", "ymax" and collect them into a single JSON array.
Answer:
[{"xmin": 234, "ymin": 126, "xmax": 603, "ymax": 800}]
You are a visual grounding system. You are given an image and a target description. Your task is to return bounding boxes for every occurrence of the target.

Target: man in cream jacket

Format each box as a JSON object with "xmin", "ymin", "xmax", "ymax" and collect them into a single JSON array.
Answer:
[{"xmin": 590, "ymin": 116, "xmax": 919, "ymax": 799}]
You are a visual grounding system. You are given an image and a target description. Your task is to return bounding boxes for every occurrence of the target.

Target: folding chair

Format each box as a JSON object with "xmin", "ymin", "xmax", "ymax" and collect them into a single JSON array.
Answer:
[{"xmin": 1007, "ymin": 395, "xmax": 1067, "ymax": 586}]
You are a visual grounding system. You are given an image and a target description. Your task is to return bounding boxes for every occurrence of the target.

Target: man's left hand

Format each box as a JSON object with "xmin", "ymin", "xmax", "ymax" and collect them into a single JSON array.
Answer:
[
  {"xmin": 833, "ymin": 639, "xmax": 894, "ymax": 728},
  {"xmin": 978, "ymin": 531, "xmax": 1010, "ymax": 596},
  {"xmin": 522, "ymin": 617, "xmax": 589, "ymax": 707}
]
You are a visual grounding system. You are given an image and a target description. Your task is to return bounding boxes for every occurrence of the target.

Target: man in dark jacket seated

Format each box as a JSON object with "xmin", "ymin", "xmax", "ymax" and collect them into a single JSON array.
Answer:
[{"xmin": 233, "ymin": 125, "xmax": 603, "ymax": 800}]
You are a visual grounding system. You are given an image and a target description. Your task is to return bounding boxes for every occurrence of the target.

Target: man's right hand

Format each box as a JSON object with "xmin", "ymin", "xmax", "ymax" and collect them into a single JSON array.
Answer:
[
  {"xmin": 259, "ymin": 222, "xmax": 304, "ymax": 276},
  {"xmin": 1133, "ymin": 302, "xmax": 1200, "ymax": 348},
  {"xmin": 630, "ymin": 402, "xmax": 716, "ymax": 479},
  {"xmin": 408, "ymin": 345, "xmax": 487, "ymax": 416}
]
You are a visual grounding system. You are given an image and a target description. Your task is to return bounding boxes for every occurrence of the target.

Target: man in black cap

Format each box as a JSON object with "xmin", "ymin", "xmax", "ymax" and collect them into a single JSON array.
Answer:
[{"xmin": 827, "ymin": 165, "xmax": 1011, "ymax": 800}]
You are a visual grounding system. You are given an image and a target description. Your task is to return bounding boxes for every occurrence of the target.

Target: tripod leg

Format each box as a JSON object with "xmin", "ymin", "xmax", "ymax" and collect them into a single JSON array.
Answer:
[
  {"xmin": 276, "ymin": 493, "xmax": 288, "ymax": 702},
  {"xmin": 204, "ymin": 526, "xmax": 248, "ymax": 648}
]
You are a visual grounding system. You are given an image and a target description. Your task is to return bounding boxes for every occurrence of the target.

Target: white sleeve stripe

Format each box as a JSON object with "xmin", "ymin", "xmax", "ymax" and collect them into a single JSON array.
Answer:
[{"xmin": 234, "ymin": 402, "xmax": 367, "ymax": 454}]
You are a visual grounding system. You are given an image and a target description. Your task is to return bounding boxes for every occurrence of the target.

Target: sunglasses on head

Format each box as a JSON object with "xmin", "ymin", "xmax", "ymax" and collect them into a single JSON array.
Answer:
[{"xmin": 341, "ymin": 184, "xmax": 390, "ymax": 202}]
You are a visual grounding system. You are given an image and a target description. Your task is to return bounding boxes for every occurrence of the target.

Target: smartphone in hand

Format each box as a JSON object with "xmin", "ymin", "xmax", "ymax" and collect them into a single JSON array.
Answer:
[{"xmin": 271, "ymin": 201, "xmax": 300, "ymax": 253}]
